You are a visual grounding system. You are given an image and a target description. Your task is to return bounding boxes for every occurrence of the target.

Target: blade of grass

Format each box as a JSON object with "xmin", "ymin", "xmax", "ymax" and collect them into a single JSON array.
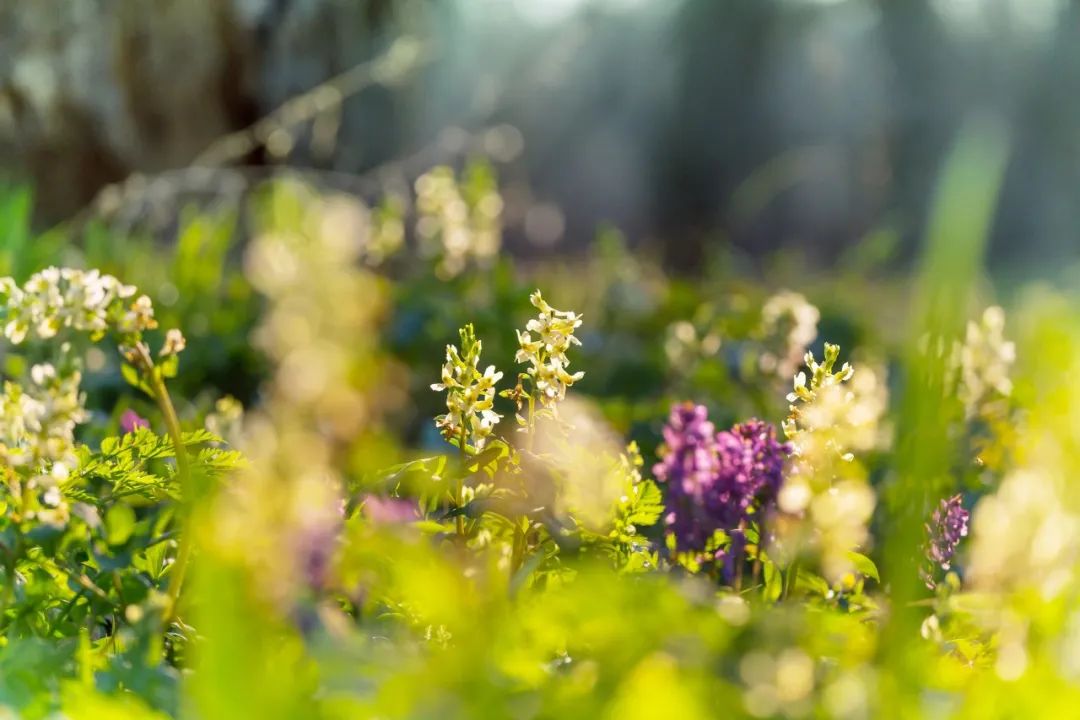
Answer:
[{"xmin": 879, "ymin": 116, "xmax": 1009, "ymax": 717}]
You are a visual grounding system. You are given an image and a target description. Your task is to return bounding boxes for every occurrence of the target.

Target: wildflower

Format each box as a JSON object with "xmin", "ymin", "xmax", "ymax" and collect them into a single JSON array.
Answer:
[
  {"xmin": 710, "ymin": 420, "xmax": 791, "ymax": 527},
  {"xmin": 160, "ymin": 328, "xmax": 187, "ymax": 356},
  {"xmin": 431, "ymin": 323, "xmax": 503, "ymax": 451},
  {"xmin": 0, "ymin": 268, "xmax": 152, "ymax": 344},
  {"xmin": 923, "ymin": 494, "xmax": 969, "ymax": 588},
  {"xmin": 513, "ymin": 290, "xmax": 584, "ymax": 410},
  {"xmin": 712, "ymin": 420, "xmax": 790, "ymax": 579},
  {"xmin": 919, "ymin": 306, "xmax": 1015, "ymax": 423},
  {"xmin": 654, "ymin": 401, "xmax": 790, "ymax": 564},
  {"xmin": 213, "ymin": 188, "xmax": 395, "ymax": 609},
  {"xmin": 415, "ymin": 163, "xmax": 502, "ymax": 278},
  {"xmin": 363, "ymin": 496, "xmax": 418, "ymax": 525},
  {"xmin": 783, "ymin": 343, "xmax": 855, "ymax": 457},
  {"xmin": 120, "ymin": 409, "xmax": 150, "ymax": 434},
  {"xmin": 758, "ymin": 291, "xmax": 820, "ymax": 379},
  {"xmin": 0, "ymin": 269, "xmax": 164, "ymax": 532},
  {"xmin": 955, "ymin": 306, "xmax": 1015, "ymax": 419},
  {"xmin": 294, "ymin": 510, "xmax": 344, "ymax": 592},
  {"xmin": 117, "ymin": 295, "xmax": 157, "ymax": 335},
  {"xmin": 535, "ymin": 397, "xmax": 636, "ymax": 531},
  {"xmin": 663, "ymin": 306, "xmax": 722, "ymax": 375},
  {"xmin": 777, "ymin": 343, "xmax": 877, "ymax": 582},
  {"xmin": 654, "ymin": 403, "xmax": 722, "ymax": 551},
  {"xmin": 205, "ymin": 395, "xmax": 245, "ymax": 446},
  {"xmin": 0, "ymin": 358, "xmax": 87, "ymax": 469},
  {"xmin": 366, "ymin": 196, "xmax": 406, "ymax": 266}
]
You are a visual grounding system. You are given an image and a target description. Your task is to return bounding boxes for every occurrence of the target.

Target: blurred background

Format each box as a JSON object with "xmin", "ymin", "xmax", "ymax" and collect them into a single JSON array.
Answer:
[{"xmin": 2, "ymin": 0, "xmax": 1078, "ymax": 281}]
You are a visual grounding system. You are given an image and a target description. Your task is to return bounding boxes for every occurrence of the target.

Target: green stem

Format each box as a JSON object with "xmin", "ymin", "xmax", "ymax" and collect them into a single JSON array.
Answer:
[
  {"xmin": 525, "ymin": 387, "xmax": 536, "ymax": 454},
  {"xmin": 783, "ymin": 559, "xmax": 801, "ymax": 601},
  {"xmin": 140, "ymin": 349, "xmax": 192, "ymax": 623},
  {"xmin": 752, "ymin": 516, "xmax": 765, "ymax": 591},
  {"xmin": 510, "ymin": 519, "xmax": 527, "ymax": 575},
  {"xmin": 734, "ymin": 522, "xmax": 745, "ymax": 593},
  {"xmin": 456, "ymin": 425, "xmax": 467, "ymax": 539},
  {"xmin": 510, "ymin": 385, "xmax": 536, "ymax": 580},
  {"xmin": 0, "ymin": 539, "xmax": 14, "ymax": 623}
]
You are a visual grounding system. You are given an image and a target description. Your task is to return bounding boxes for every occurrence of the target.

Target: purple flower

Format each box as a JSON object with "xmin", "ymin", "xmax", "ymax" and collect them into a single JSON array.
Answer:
[
  {"xmin": 715, "ymin": 527, "xmax": 746, "ymax": 582},
  {"xmin": 710, "ymin": 420, "xmax": 790, "ymax": 580},
  {"xmin": 363, "ymin": 496, "xmax": 417, "ymax": 525},
  {"xmin": 729, "ymin": 419, "xmax": 789, "ymax": 504},
  {"xmin": 924, "ymin": 494, "xmax": 969, "ymax": 587},
  {"xmin": 654, "ymin": 404, "xmax": 790, "ymax": 563},
  {"xmin": 120, "ymin": 409, "xmax": 150, "ymax": 434},
  {"xmin": 654, "ymin": 403, "xmax": 722, "ymax": 551},
  {"xmin": 709, "ymin": 420, "xmax": 790, "ymax": 530},
  {"xmin": 296, "ymin": 523, "xmax": 339, "ymax": 591},
  {"xmin": 295, "ymin": 501, "xmax": 349, "ymax": 592}
]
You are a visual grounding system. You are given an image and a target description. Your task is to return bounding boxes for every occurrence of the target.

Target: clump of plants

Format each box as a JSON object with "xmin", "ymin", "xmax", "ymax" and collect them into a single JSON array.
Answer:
[{"xmin": 0, "ymin": 172, "xmax": 1077, "ymax": 720}]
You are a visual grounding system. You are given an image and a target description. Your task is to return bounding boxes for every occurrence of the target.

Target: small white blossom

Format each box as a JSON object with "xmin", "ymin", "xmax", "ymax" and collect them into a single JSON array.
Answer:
[
  {"xmin": 955, "ymin": 305, "xmax": 1015, "ymax": 419},
  {"xmin": 0, "ymin": 268, "xmax": 165, "ymax": 530},
  {"xmin": 117, "ymin": 295, "xmax": 156, "ymax": 335},
  {"xmin": 514, "ymin": 290, "xmax": 584, "ymax": 408},
  {"xmin": 758, "ymin": 291, "xmax": 820, "ymax": 380},
  {"xmin": 415, "ymin": 164, "xmax": 502, "ymax": 279},
  {"xmin": 0, "ymin": 353, "xmax": 88, "ymax": 502},
  {"xmin": 161, "ymin": 328, "xmax": 187, "ymax": 356},
  {"xmin": 431, "ymin": 324, "xmax": 503, "ymax": 450},
  {"xmin": 778, "ymin": 342, "xmax": 877, "ymax": 582},
  {"xmin": 783, "ymin": 343, "xmax": 854, "ymax": 454},
  {"xmin": 0, "ymin": 267, "xmax": 153, "ymax": 345}
]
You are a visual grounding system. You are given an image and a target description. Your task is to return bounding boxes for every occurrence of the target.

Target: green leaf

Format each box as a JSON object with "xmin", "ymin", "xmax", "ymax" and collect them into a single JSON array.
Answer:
[
  {"xmin": 137, "ymin": 541, "xmax": 172, "ymax": 582},
  {"xmin": 847, "ymin": 551, "xmax": 880, "ymax": 582},
  {"xmin": 158, "ymin": 354, "xmax": 179, "ymax": 379},
  {"xmin": 371, "ymin": 456, "xmax": 448, "ymax": 491},
  {"xmin": 181, "ymin": 429, "xmax": 222, "ymax": 446},
  {"xmin": 467, "ymin": 440, "xmax": 509, "ymax": 475},
  {"xmin": 100, "ymin": 436, "xmax": 120, "ymax": 457},
  {"xmin": 626, "ymin": 480, "xmax": 663, "ymax": 527},
  {"xmin": 105, "ymin": 505, "xmax": 137, "ymax": 546},
  {"xmin": 120, "ymin": 363, "xmax": 153, "ymax": 397},
  {"xmin": 795, "ymin": 568, "xmax": 831, "ymax": 597},
  {"xmin": 762, "ymin": 557, "xmax": 783, "ymax": 602},
  {"xmin": 410, "ymin": 520, "xmax": 455, "ymax": 535}
]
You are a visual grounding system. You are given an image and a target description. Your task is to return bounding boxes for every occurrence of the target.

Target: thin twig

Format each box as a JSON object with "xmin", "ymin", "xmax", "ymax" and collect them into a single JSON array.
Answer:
[{"xmin": 192, "ymin": 37, "xmax": 431, "ymax": 168}]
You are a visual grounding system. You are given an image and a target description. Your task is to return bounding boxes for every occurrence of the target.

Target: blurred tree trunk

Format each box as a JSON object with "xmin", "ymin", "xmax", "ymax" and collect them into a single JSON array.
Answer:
[{"xmin": 0, "ymin": 0, "xmax": 403, "ymax": 225}]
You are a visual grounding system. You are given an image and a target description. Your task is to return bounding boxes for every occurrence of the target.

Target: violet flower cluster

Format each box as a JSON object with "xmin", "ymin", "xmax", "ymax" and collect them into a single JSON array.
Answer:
[
  {"xmin": 653, "ymin": 404, "xmax": 722, "ymax": 551},
  {"xmin": 923, "ymin": 494, "xmax": 969, "ymax": 588},
  {"xmin": 654, "ymin": 403, "xmax": 791, "ymax": 575}
]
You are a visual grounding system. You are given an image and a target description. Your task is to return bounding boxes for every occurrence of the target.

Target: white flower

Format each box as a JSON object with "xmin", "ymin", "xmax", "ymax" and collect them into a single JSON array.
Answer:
[
  {"xmin": 414, "ymin": 164, "xmax": 502, "ymax": 278},
  {"xmin": 782, "ymin": 343, "xmax": 855, "ymax": 455},
  {"xmin": 779, "ymin": 342, "xmax": 878, "ymax": 582},
  {"xmin": 0, "ymin": 356, "xmax": 88, "ymax": 470},
  {"xmin": 161, "ymin": 328, "xmax": 187, "ymax": 356},
  {"xmin": 514, "ymin": 290, "xmax": 584, "ymax": 409},
  {"xmin": 0, "ymin": 267, "xmax": 151, "ymax": 344},
  {"xmin": 0, "ymin": 267, "xmax": 161, "ymax": 530},
  {"xmin": 954, "ymin": 305, "xmax": 1015, "ymax": 419},
  {"xmin": 759, "ymin": 291, "xmax": 820, "ymax": 379},
  {"xmin": 117, "ymin": 295, "xmax": 156, "ymax": 335},
  {"xmin": 431, "ymin": 324, "xmax": 503, "ymax": 450}
]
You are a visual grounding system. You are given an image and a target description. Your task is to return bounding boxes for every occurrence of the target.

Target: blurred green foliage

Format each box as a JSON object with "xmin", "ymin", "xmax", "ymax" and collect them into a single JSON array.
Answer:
[{"xmin": 0, "ymin": 132, "xmax": 1078, "ymax": 720}]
